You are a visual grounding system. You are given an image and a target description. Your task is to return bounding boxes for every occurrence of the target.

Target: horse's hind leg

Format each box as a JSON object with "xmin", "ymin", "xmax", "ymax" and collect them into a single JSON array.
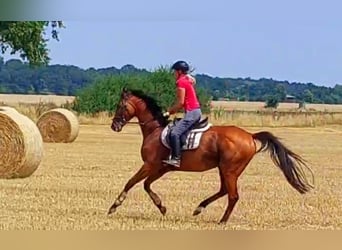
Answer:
[
  {"xmin": 217, "ymin": 147, "xmax": 254, "ymax": 224},
  {"xmin": 143, "ymin": 166, "xmax": 171, "ymax": 215},
  {"xmin": 218, "ymin": 171, "xmax": 239, "ymax": 224},
  {"xmin": 193, "ymin": 169, "xmax": 226, "ymax": 216},
  {"xmin": 218, "ymin": 159, "xmax": 253, "ymax": 224}
]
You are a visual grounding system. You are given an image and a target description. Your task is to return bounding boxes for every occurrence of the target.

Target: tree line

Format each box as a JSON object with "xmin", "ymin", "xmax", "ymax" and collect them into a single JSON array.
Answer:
[{"xmin": 1, "ymin": 57, "xmax": 342, "ymax": 110}]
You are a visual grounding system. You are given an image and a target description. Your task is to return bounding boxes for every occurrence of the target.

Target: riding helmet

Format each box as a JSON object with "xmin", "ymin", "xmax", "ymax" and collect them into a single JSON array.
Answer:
[{"xmin": 171, "ymin": 60, "xmax": 190, "ymax": 73}]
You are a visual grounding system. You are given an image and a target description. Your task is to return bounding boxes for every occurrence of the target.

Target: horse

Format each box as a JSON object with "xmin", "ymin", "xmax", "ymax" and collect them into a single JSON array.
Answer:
[{"xmin": 108, "ymin": 87, "xmax": 314, "ymax": 224}]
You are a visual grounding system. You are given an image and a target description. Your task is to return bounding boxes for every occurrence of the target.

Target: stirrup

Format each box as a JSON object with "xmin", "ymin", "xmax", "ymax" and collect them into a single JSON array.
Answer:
[{"xmin": 162, "ymin": 158, "xmax": 180, "ymax": 167}]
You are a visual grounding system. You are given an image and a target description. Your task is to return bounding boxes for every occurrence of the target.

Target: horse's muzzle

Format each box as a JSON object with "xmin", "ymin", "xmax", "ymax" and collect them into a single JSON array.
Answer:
[{"xmin": 111, "ymin": 122, "xmax": 122, "ymax": 132}]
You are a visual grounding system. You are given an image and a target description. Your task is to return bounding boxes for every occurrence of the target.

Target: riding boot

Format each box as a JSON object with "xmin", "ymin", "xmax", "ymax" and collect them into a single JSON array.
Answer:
[
  {"xmin": 171, "ymin": 135, "xmax": 181, "ymax": 160},
  {"xmin": 163, "ymin": 135, "xmax": 181, "ymax": 167}
]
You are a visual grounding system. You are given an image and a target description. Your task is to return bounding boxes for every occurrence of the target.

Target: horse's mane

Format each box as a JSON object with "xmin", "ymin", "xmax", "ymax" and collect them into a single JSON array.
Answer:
[{"xmin": 128, "ymin": 89, "xmax": 170, "ymax": 127}]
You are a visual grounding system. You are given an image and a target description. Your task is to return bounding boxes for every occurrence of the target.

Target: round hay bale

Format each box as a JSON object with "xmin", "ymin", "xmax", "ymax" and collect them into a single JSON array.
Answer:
[
  {"xmin": 0, "ymin": 109, "xmax": 44, "ymax": 179},
  {"xmin": 36, "ymin": 108, "xmax": 79, "ymax": 143},
  {"xmin": 0, "ymin": 106, "xmax": 19, "ymax": 113}
]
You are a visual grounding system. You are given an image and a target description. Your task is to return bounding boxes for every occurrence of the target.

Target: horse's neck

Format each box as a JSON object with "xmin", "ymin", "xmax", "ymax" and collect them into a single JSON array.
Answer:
[
  {"xmin": 135, "ymin": 106, "xmax": 161, "ymax": 138},
  {"xmin": 135, "ymin": 104, "xmax": 151, "ymax": 123}
]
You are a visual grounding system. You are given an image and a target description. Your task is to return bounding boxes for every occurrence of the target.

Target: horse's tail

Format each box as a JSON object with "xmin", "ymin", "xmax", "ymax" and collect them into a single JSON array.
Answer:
[{"xmin": 252, "ymin": 131, "xmax": 315, "ymax": 194}]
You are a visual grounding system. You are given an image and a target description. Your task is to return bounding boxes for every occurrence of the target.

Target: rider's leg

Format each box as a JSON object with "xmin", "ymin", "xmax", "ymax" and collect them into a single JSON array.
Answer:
[{"xmin": 163, "ymin": 109, "xmax": 202, "ymax": 167}]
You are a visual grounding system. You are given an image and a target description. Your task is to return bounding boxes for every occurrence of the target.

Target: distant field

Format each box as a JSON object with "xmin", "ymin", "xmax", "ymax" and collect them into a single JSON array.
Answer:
[
  {"xmin": 211, "ymin": 100, "xmax": 342, "ymax": 112},
  {"xmin": 0, "ymin": 94, "xmax": 75, "ymax": 106},
  {"xmin": 2, "ymin": 93, "xmax": 342, "ymax": 127},
  {"xmin": 1, "ymin": 93, "xmax": 342, "ymax": 113}
]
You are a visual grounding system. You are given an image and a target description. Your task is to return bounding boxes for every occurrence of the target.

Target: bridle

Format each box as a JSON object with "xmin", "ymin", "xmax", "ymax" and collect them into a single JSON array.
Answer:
[{"xmin": 112, "ymin": 98, "xmax": 160, "ymax": 128}]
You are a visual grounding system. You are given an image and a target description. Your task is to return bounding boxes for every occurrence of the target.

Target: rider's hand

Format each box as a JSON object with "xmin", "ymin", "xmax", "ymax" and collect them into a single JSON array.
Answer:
[{"xmin": 163, "ymin": 111, "xmax": 170, "ymax": 117}]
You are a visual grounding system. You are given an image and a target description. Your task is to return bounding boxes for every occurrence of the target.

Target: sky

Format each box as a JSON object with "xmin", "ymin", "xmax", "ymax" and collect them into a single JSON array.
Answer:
[{"xmin": 3, "ymin": 0, "xmax": 342, "ymax": 87}]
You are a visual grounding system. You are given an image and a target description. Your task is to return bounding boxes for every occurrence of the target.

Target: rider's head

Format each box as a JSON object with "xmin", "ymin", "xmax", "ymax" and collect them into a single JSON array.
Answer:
[{"xmin": 171, "ymin": 60, "xmax": 190, "ymax": 78}]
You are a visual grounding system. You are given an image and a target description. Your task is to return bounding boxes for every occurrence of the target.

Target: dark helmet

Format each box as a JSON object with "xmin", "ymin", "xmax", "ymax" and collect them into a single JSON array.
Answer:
[{"xmin": 171, "ymin": 60, "xmax": 190, "ymax": 73}]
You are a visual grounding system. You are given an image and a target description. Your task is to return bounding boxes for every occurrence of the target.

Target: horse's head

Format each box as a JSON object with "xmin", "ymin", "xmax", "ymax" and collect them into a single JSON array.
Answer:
[
  {"xmin": 111, "ymin": 87, "xmax": 171, "ymax": 132},
  {"xmin": 111, "ymin": 87, "xmax": 136, "ymax": 132}
]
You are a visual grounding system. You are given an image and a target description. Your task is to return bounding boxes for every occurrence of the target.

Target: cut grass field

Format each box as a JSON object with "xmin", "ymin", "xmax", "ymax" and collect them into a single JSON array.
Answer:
[{"xmin": 0, "ymin": 124, "xmax": 341, "ymax": 230}]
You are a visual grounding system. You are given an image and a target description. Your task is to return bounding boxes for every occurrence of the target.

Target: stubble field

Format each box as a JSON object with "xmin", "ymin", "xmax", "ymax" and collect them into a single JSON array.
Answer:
[{"xmin": 1, "ymin": 123, "xmax": 341, "ymax": 230}]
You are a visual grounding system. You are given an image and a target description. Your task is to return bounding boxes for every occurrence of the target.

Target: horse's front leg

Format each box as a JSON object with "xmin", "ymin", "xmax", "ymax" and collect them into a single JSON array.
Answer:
[
  {"xmin": 143, "ymin": 166, "xmax": 171, "ymax": 215},
  {"xmin": 107, "ymin": 163, "xmax": 151, "ymax": 215}
]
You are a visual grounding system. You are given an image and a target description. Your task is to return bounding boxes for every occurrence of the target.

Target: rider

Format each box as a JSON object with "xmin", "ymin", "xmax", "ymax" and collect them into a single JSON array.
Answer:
[{"xmin": 162, "ymin": 60, "xmax": 202, "ymax": 167}]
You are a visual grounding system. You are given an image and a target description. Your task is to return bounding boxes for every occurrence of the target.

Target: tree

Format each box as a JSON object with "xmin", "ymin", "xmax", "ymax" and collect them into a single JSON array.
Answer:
[
  {"xmin": 0, "ymin": 21, "xmax": 64, "ymax": 66},
  {"xmin": 303, "ymin": 89, "xmax": 314, "ymax": 103},
  {"xmin": 265, "ymin": 95, "xmax": 279, "ymax": 108},
  {"xmin": 275, "ymin": 84, "xmax": 286, "ymax": 101}
]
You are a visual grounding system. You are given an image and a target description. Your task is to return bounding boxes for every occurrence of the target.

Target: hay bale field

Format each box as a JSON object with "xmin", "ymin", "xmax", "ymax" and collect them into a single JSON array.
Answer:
[
  {"xmin": 0, "ymin": 123, "xmax": 341, "ymax": 229},
  {"xmin": 36, "ymin": 108, "xmax": 79, "ymax": 143},
  {"xmin": 0, "ymin": 93, "xmax": 75, "ymax": 106},
  {"xmin": 0, "ymin": 107, "xmax": 44, "ymax": 179}
]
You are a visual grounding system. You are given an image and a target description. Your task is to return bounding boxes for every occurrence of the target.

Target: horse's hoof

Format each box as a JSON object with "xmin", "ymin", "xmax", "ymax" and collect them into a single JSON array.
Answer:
[
  {"xmin": 107, "ymin": 206, "xmax": 116, "ymax": 215},
  {"xmin": 159, "ymin": 206, "xmax": 167, "ymax": 216},
  {"xmin": 193, "ymin": 206, "xmax": 204, "ymax": 216},
  {"xmin": 218, "ymin": 220, "xmax": 227, "ymax": 225}
]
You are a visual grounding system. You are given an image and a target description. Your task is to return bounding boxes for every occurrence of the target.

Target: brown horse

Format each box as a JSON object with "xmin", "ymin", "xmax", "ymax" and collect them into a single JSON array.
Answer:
[{"xmin": 108, "ymin": 88, "xmax": 314, "ymax": 224}]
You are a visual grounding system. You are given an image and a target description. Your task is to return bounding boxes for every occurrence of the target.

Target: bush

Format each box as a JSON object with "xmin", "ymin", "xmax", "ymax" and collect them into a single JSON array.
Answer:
[{"xmin": 71, "ymin": 66, "xmax": 211, "ymax": 115}]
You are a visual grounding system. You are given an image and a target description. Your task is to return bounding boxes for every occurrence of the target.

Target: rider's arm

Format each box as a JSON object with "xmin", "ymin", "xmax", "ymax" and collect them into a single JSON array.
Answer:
[{"xmin": 167, "ymin": 87, "xmax": 185, "ymax": 115}]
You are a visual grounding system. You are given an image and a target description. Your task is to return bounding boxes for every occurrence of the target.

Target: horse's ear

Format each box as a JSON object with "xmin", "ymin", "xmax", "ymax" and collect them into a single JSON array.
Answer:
[{"xmin": 121, "ymin": 86, "xmax": 130, "ymax": 98}]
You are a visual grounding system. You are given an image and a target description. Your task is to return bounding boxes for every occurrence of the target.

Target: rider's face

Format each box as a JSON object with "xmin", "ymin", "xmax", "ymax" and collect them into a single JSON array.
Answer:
[{"xmin": 173, "ymin": 70, "xmax": 181, "ymax": 79}]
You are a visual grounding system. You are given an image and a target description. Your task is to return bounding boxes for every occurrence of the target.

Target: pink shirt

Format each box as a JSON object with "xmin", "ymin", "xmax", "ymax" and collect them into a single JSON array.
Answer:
[{"xmin": 176, "ymin": 74, "xmax": 200, "ymax": 111}]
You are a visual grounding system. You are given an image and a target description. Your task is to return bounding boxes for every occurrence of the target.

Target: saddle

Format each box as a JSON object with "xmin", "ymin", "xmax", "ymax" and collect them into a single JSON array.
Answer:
[
  {"xmin": 160, "ymin": 116, "xmax": 212, "ymax": 151},
  {"xmin": 171, "ymin": 116, "xmax": 209, "ymax": 130}
]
